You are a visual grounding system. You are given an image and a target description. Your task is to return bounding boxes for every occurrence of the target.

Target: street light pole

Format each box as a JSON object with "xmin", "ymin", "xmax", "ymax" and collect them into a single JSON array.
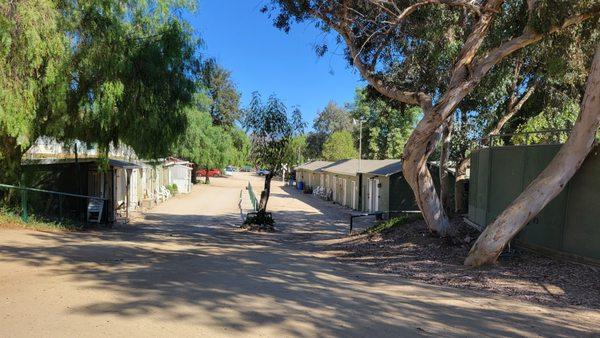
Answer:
[{"xmin": 358, "ymin": 119, "xmax": 362, "ymax": 173}]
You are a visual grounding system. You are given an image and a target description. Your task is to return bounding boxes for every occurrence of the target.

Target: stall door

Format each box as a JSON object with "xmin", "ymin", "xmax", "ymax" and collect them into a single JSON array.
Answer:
[
  {"xmin": 352, "ymin": 181, "xmax": 357, "ymax": 209},
  {"xmin": 342, "ymin": 178, "xmax": 347, "ymax": 206},
  {"xmin": 368, "ymin": 178, "xmax": 380, "ymax": 212}
]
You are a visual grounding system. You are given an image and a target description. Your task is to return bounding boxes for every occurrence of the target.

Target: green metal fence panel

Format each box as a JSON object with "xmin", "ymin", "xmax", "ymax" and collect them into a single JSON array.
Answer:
[
  {"xmin": 468, "ymin": 151, "xmax": 480, "ymax": 223},
  {"xmin": 487, "ymin": 147, "xmax": 525, "ymax": 224},
  {"xmin": 468, "ymin": 144, "xmax": 600, "ymax": 261},
  {"xmin": 517, "ymin": 145, "xmax": 566, "ymax": 250},
  {"xmin": 473, "ymin": 149, "xmax": 490, "ymax": 225},
  {"xmin": 247, "ymin": 182, "xmax": 258, "ymax": 211},
  {"xmin": 563, "ymin": 148, "xmax": 600, "ymax": 259}
]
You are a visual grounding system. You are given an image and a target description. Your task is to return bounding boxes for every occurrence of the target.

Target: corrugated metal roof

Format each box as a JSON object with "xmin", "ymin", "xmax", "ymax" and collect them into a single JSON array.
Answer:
[
  {"xmin": 22, "ymin": 157, "xmax": 142, "ymax": 169},
  {"xmin": 108, "ymin": 159, "xmax": 142, "ymax": 170},
  {"xmin": 323, "ymin": 159, "xmax": 403, "ymax": 176},
  {"xmin": 294, "ymin": 160, "xmax": 334, "ymax": 172}
]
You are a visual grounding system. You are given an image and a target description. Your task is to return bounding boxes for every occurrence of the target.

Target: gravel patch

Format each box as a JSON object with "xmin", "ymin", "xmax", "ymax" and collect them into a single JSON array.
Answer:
[{"xmin": 331, "ymin": 218, "xmax": 600, "ymax": 310}]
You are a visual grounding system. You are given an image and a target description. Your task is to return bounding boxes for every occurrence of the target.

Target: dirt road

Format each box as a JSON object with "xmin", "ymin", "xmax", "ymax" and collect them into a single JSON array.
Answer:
[{"xmin": 0, "ymin": 173, "xmax": 597, "ymax": 337}]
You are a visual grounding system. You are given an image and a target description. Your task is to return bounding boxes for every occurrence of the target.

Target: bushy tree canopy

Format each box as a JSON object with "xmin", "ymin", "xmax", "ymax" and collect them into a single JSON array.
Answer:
[
  {"xmin": 351, "ymin": 88, "xmax": 419, "ymax": 160},
  {"xmin": 0, "ymin": 0, "xmax": 200, "ymax": 183},
  {"xmin": 321, "ymin": 131, "xmax": 357, "ymax": 161},
  {"xmin": 200, "ymin": 58, "xmax": 241, "ymax": 127}
]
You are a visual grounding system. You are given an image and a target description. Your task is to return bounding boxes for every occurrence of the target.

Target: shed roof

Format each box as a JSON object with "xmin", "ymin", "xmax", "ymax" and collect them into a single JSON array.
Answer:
[
  {"xmin": 22, "ymin": 157, "xmax": 142, "ymax": 170},
  {"xmin": 294, "ymin": 160, "xmax": 334, "ymax": 172},
  {"xmin": 323, "ymin": 159, "xmax": 403, "ymax": 176}
]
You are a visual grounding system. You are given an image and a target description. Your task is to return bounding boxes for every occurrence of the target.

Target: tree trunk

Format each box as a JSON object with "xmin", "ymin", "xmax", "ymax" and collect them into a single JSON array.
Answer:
[
  {"xmin": 258, "ymin": 172, "xmax": 273, "ymax": 213},
  {"xmin": 191, "ymin": 163, "xmax": 199, "ymax": 184},
  {"xmin": 402, "ymin": 111, "xmax": 453, "ymax": 236},
  {"xmin": 439, "ymin": 119, "xmax": 454, "ymax": 214},
  {"xmin": 204, "ymin": 166, "xmax": 210, "ymax": 184},
  {"xmin": 0, "ymin": 136, "xmax": 23, "ymax": 185},
  {"xmin": 465, "ymin": 46, "xmax": 600, "ymax": 267}
]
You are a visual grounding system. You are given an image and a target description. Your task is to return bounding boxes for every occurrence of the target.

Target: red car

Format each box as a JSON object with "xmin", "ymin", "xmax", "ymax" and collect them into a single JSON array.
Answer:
[{"xmin": 196, "ymin": 168, "xmax": 221, "ymax": 177}]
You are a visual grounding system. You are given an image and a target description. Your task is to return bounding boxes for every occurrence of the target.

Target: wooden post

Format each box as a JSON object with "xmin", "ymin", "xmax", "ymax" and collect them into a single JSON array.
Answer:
[
  {"xmin": 125, "ymin": 169, "xmax": 131, "ymax": 222},
  {"xmin": 20, "ymin": 189, "xmax": 28, "ymax": 222}
]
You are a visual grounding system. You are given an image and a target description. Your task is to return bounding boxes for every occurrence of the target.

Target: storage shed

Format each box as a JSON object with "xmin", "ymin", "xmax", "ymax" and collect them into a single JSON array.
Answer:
[
  {"xmin": 468, "ymin": 144, "xmax": 600, "ymax": 261},
  {"xmin": 163, "ymin": 158, "xmax": 193, "ymax": 194},
  {"xmin": 321, "ymin": 159, "xmax": 452, "ymax": 213},
  {"xmin": 294, "ymin": 161, "xmax": 334, "ymax": 190},
  {"xmin": 360, "ymin": 161, "xmax": 451, "ymax": 214},
  {"xmin": 21, "ymin": 158, "xmax": 142, "ymax": 223}
]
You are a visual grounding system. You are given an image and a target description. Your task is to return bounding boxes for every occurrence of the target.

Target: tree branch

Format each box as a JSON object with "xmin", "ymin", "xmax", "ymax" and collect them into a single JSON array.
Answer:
[
  {"xmin": 368, "ymin": 0, "xmax": 482, "ymax": 18},
  {"xmin": 308, "ymin": 4, "xmax": 432, "ymax": 108},
  {"xmin": 474, "ymin": 10, "xmax": 599, "ymax": 79}
]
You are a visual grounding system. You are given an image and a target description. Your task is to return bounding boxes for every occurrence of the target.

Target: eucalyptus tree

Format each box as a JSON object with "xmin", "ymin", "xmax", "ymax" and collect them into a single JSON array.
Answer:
[
  {"xmin": 200, "ymin": 59, "xmax": 242, "ymax": 127},
  {"xmin": 265, "ymin": 0, "xmax": 599, "ymax": 265},
  {"xmin": 284, "ymin": 107, "xmax": 308, "ymax": 167},
  {"xmin": 243, "ymin": 92, "xmax": 294, "ymax": 216},
  {"xmin": 451, "ymin": 31, "xmax": 598, "ymax": 212},
  {"xmin": 467, "ymin": 45, "xmax": 600, "ymax": 266}
]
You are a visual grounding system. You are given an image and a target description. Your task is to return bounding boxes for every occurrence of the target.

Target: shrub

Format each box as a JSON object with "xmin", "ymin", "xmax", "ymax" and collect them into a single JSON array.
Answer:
[
  {"xmin": 364, "ymin": 213, "xmax": 423, "ymax": 234},
  {"xmin": 242, "ymin": 212, "xmax": 275, "ymax": 232},
  {"xmin": 166, "ymin": 184, "xmax": 178, "ymax": 195}
]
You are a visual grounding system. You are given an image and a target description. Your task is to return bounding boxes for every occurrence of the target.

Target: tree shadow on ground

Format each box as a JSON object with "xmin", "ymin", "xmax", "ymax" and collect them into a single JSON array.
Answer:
[
  {"xmin": 0, "ymin": 190, "xmax": 597, "ymax": 336},
  {"xmin": 280, "ymin": 186, "xmax": 600, "ymax": 312}
]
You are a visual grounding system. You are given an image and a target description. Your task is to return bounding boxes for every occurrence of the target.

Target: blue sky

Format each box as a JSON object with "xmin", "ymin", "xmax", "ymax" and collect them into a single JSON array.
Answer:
[{"xmin": 190, "ymin": 0, "xmax": 363, "ymax": 127}]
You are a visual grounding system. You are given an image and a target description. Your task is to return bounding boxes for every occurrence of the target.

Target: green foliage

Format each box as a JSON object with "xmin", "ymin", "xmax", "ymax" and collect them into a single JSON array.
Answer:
[
  {"xmin": 266, "ymin": 0, "xmax": 599, "ymax": 166},
  {"xmin": 0, "ymin": 208, "xmax": 83, "ymax": 232},
  {"xmin": 243, "ymin": 92, "xmax": 293, "ymax": 173},
  {"xmin": 166, "ymin": 183, "xmax": 178, "ymax": 195},
  {"xmin": 313, "ymin": 101, "xmax": 352, "ymax": 134},
  {"xmin": 200, "ymin": 59, "xmax": 241, "ymax": 126},
  {"xmin": 305, "ymin": 132, "xmax": 327, "ymax": 160},
  {"xmin": 0, "ymin": 0, "xmax": 200, "ymax": 184},
  {"xmin": 351, "ymin": 87, "xmax": 419, "ymax": 159},
  {"xmin": 291, "ymin": 106, "xmax": 306, "ymax": 135},
  {"xmin": 0, "ymin": 0, "xmax": 69, "ymax": 144},
  {"xmin": 71, "ymin": 13, "xmax": 198, "ymax": 160},
  {"xmin": 0, "ymin": 0, "xmax": 70, "ymax": 182},
  {"xmin": 321, "ymin": 131, "xmax": 357, "ymax": 161},
  {"xmin": 364, "ymin": 214, "xmax": 423, "ymax": 235},
  {"xmin": 511, "ymin": 100, "xmax": 579, "ymax": 144},
  {"xmin": 283, "ymin": 134, "xmax": 308, "ymax": 166},
  {"xmin": 228, "ymin": 127, "xmax": 252, "ymax": 167}
]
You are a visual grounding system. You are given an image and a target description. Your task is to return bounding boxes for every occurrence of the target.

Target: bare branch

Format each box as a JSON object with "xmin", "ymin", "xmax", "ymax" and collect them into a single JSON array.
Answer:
[
  {"xmin": 308, "ymin": 3, "xmax": 432, "ymax": 108},
  {"xmin": 369, "ymin": 0, "xmax": 482, "ymax": 18},
  {"xmin": 487, "ymin": 83, "xmax": 537, "ymax": 136}
]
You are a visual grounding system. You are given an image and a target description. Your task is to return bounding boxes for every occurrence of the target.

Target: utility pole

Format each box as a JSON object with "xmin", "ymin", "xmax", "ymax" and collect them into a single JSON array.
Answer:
[{"xmin": 358, "ymin": 119, "xmax": 363, "ymax": 173}]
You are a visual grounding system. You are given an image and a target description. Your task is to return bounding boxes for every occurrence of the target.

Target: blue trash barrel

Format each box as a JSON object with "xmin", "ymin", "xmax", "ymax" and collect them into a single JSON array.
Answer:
[{"xmin": 298, "ymin": 181, "xmax": 304, "ymax": 191}]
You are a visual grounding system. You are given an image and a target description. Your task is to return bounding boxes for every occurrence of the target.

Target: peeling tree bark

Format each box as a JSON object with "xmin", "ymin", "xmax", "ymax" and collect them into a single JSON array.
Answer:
[
  {"xmin": 402, "ymin": 110, "xmax": 453, "ymax": 236},
  {"xmin": 465, "ymin": 45, "xmax": 600, "ymax": 267},
  {"xmin": 439, "ymin": 119, "xmax": 454, "ymax": 214},
  {"xmin": 310, "ymin": 1, "xmax": 597, "ymax": 237}
]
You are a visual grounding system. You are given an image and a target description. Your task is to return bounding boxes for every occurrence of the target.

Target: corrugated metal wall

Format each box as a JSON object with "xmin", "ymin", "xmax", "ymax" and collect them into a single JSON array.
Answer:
[{"xmin": 468, "ymin": 144, "xmax": 600, "ymax": 260}]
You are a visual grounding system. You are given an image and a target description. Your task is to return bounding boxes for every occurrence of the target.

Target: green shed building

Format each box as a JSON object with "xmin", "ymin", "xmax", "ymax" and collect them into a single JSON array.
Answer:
[{"xmin": 294, "ymin": 161, "xmax": 334, "ymax": 190}]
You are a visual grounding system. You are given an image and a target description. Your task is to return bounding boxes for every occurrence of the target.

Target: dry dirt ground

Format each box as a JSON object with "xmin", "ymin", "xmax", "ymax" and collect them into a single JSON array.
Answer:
[
  {"xmin": 0, "ymin": 172, "xmax": 598, "ymax": 337},
  {"xmin": 329, "ymin": 217, "xmax": 600, "ymax": 309}
]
